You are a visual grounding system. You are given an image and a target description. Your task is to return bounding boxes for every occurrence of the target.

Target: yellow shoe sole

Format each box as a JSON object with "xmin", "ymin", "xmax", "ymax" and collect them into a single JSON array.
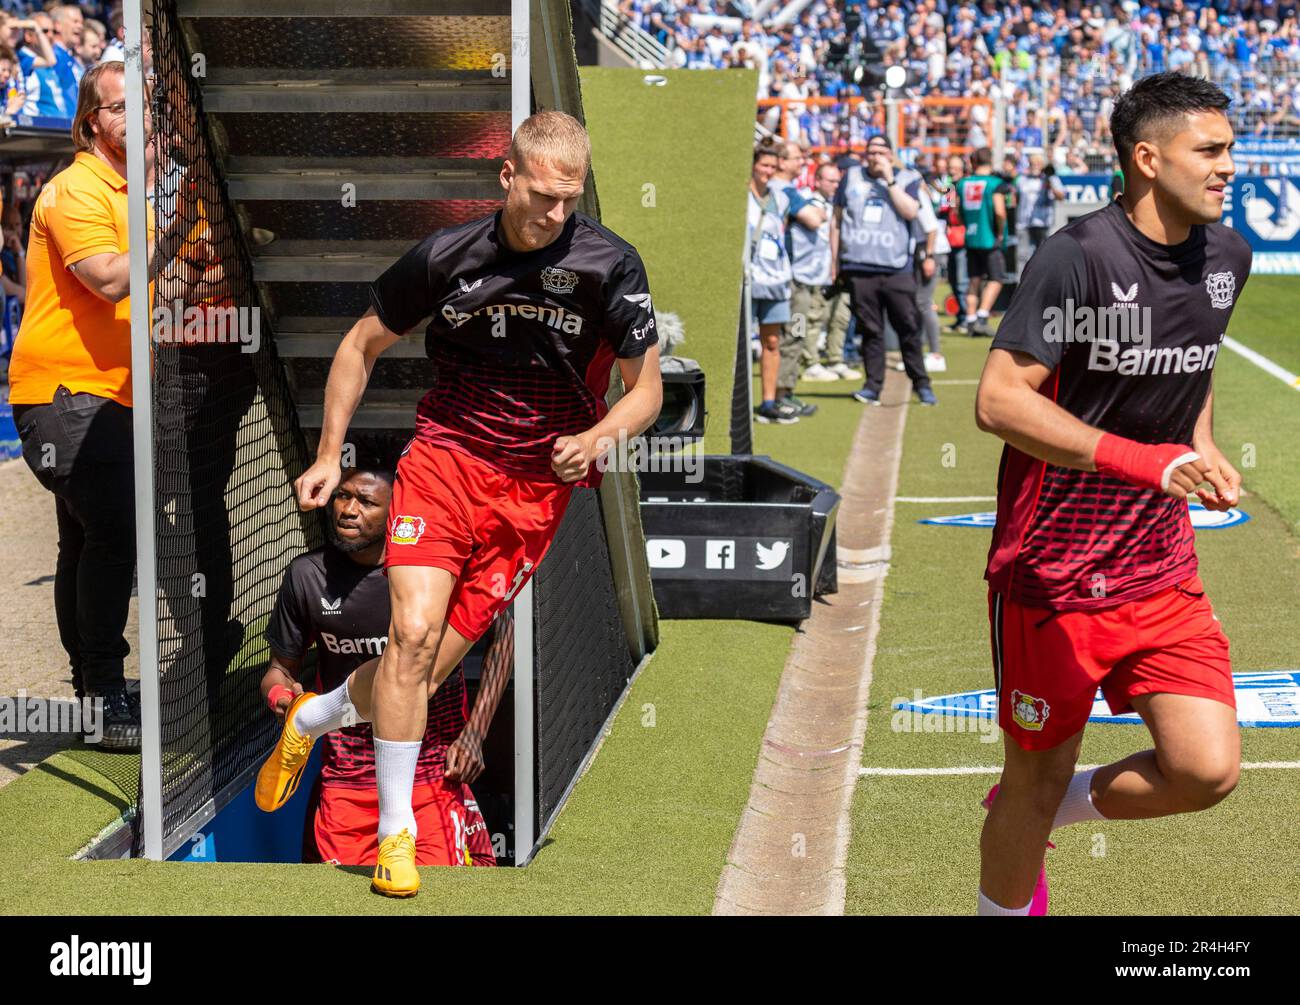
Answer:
[
  {"xmin": 371, "ymin": 829, "xmax": 420, "ymax": 897},
  {"xmin": 254, "ymin": 691, "xmax": 317, "ymax": 812},
  {"xmin": 370, "ymin": 879, "xmax": 420, "ymax": 898}
]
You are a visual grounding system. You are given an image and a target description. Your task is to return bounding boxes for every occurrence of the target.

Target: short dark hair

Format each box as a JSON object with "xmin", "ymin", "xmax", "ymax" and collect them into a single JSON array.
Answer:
[
  {"xmin": 1110, "ymin": 71, "xmax": 1230, "ymax": 170},
  {"xmin": 341, "ymin": 436, "xmax": 399, "ymax": 486},
  {"xmin": 972, "ymin": 146, "xmax": 993, "ymax": 168},
  {"xmin": 753, "ymin": 140, "xmax": 781, "ymax": 165},
  {"xmin": 866, "ymin": 133, "xmax": 893, "ymax": 150}
]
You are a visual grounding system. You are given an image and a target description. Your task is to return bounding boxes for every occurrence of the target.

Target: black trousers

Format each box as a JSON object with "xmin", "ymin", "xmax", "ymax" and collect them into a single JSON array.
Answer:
[
  {"xmin": 15, "ymin": 387, "xmax": 136, "ymax": 696},
  {"xmin": 845, "ymin": 270, "xmax": 931, "ymax": 395}
]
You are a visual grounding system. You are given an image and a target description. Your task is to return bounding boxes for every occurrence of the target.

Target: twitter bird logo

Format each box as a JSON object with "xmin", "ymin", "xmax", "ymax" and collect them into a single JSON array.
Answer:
[{"xmin": 755, "ymin": 541, "xmax": 790, "ymax": 570}]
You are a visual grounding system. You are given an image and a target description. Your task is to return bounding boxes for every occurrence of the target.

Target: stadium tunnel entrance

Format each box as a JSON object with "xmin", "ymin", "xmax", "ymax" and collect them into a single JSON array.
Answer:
[{"xmin": 65, "ymin": 0, "xmax": 660, "ymax": 867}]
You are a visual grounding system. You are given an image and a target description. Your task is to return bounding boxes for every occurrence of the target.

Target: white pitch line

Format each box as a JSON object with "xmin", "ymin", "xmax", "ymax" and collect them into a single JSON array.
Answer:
[
  {"xmin": 931, "ymin": 379, "xmax": 980, "ymax": 385},
  {"xmin": 1222, "ymin": 336, "xmax": 1300, "ymax": 391},
  {"xmin": 860, "ymin": 761, "xmax": 1300, "ymax": 776},
  {"xmin": 895, "ymin": 495, "xmax": 997, "ymax": 503}
]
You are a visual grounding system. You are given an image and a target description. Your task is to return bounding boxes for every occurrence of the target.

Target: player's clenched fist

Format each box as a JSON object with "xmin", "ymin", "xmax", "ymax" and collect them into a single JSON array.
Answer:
[
  {"xmin": 551, "ymin": 431, "xmax": 599, "ymax": 484},
  {"xmin": 295, "ymin": 457, "xmax": 341, "ymax": 510},
  {"xmin": 1094, "ymin": 432, "xmax": 1214, "ymax": 499}
]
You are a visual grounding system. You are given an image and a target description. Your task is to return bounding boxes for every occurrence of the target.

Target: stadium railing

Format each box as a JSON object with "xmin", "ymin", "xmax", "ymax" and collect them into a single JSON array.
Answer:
[
  {"xmin": 574, "ymin": 0, "xmax": 669, "ymax": 69},
  {"xmin": 758, "ymin": 94, "xmax": 1001, "ymax": 162}
]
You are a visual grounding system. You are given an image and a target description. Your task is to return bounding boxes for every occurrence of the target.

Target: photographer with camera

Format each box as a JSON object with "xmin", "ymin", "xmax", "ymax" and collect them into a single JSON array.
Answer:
[{"xmin": 831, "ymin": 134, "xmax": 936, "ymax": 407}]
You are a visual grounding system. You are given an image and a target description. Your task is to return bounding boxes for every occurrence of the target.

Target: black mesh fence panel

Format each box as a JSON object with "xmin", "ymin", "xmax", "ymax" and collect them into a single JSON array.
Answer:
[
  {"xmin": 122, "ymin": 0, "xmax": 647, "ymax": 862},
  {"xmin": 531, "ymin": 486, "xmax": 636, "ymax": 835},
  {"xmin": 146, "ymin": 0, "xmax": 319, "ymax": 853},
  {"xmin": 730, "ymin": 282, "xmax": 754, "ymax": 455}
]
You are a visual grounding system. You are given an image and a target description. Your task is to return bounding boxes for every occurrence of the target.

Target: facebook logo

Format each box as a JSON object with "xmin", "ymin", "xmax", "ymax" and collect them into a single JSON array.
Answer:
[{"xmin": 705, "ymin": 540, "xmax": 735, "ymax": 570}]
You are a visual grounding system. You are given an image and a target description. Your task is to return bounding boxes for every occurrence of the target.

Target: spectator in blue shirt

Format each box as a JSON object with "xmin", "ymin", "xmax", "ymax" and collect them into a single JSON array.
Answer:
[
  {"xmin": 19, "ymin": 12, "xmax": 65, "ymax": 119},
  {"xmin": 50, "ymin": 4, "xmax": 85, "ymax": 115}
]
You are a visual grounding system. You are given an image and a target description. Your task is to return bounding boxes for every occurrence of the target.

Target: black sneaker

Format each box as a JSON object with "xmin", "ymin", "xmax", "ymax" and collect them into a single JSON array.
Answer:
[
  {"xmin": 755, "ymin": 400, "xmax": 800, "ymax": 424},
  {"xmin": 781, "ymin": 394, "xmax": 818, "ymax": 417},
  {"xmin": 86, "ymin": 687, "xmax": 141, "ymax": 753}
]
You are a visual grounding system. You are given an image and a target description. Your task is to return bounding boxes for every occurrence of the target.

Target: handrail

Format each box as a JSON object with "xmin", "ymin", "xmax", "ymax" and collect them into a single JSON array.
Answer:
[
  {"xmin": 758, "ymin": 95, "xmax": 995, "ymax": 157},
  {"xmin": 576, "ymin": 0, "xmax": 669, "ymax": 69}
]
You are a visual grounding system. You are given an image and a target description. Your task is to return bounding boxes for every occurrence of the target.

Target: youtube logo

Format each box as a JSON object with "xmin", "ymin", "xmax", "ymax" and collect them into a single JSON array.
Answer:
[{"xmin": 646, "ymin": 538, "xmax": 686, "ymax": 569}]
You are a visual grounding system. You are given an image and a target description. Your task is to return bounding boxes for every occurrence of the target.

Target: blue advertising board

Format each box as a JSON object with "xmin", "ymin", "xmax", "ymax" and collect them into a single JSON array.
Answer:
[{"xmin": 1057, "ymin": 172, "xmax": 1300, "ymax": 273}]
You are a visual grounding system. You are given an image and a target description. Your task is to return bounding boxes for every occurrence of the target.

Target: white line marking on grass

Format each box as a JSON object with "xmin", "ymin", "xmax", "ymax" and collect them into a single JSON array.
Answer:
[
  {"xmin": 1238, "ymin": 761, "xmax": 1300, "ymax": 770},
  {"xmin": 859, "ymin": 761, "xmax": 1300, "ymax": 776},
  {"xmin": 895, "ymin": 496, "xmax": 997, "ymax": 503},
  {"xmin": 1222, "ymin": 336, "xmax": 1300, "ymax": 391},
  {"xmin": 838, "ymin": 544, "xmax": 891, "ymax": 563},
  {"xmin": 931, "ymin": 379, "xmax": 980, "ymax": 385},
  {"xmin": 860, "ymin": 766, "xmax": 1007, "ymax": 776}
]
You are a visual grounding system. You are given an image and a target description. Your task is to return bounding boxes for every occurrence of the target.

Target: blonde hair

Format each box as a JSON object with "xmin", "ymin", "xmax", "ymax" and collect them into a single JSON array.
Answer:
[
  {"xmin": 508, "ymin": 110, "xmax": 591, "ymax": 178},
  {"xmin": 72, "ymin": 61, "xmax": 123, "ymax": 154}
]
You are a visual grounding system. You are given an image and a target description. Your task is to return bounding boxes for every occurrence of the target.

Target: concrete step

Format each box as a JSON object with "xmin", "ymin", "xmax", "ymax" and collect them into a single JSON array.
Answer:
[
  {"xmin": 228, "ymin": 170, "xmax": 501, "ymax": 201},
  {"xmin": 203, "ymin": 81, "xmax": 509, "ymax": 115},
  {"xmin": 203, "ymin": 68, "xmax": 499, "ymax": 86},
  {"xmin": 179, "ymin": 0, "xmax": 508, "ymax": 16},
  {"xmin": 296, "ymin": 389, "xmax": 423, "ymax": 430},
  {"xmin": 253, "ymin": 254, "xmax": 395, "ymax": 283},
  {"xmin": 276, "ymin": 329, "xmax": 425, "ymax": 359},
  {"xmin": 254, "ymin": 240, "xmax": 413, "ymax": 260},
  {"xmin": 226, "ymin": 155, "xmax": 501, "ymax": 175}
]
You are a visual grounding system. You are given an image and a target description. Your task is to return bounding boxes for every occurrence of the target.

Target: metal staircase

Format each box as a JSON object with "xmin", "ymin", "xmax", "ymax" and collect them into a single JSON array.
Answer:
[{"xmin": 177, "ymin": 0, "xmax": 514, "ymax": 444}]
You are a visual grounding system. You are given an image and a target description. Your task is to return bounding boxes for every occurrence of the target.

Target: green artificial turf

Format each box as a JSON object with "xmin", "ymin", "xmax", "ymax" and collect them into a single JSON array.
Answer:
[
  {"xmin": 0, "ymin": 68, "xmax": 868, "ymax": 916},
  {"xmin": 843, "ymin": 291, "xmax": 1300, "ymax": 915},
  {"xmin": 580, "ymin": 67, "xmax": 759, "ymax": 457},
  {"xmin": 0, "ymin": 619, "xmax": 792, "ymax": 914}
]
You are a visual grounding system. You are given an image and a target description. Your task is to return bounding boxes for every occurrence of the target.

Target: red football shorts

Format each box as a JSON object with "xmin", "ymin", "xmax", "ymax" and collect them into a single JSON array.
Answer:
[
  {"xmin": 310, "ymin": 780, "xmax": 496, "ymax": 867},
  {"xmin": 386, "ymin": 440, "xmax": 573, "ymax": 642},
  {"xmin": 989, "ymin": 574, "xmax": 1234, "ymax": 751}
]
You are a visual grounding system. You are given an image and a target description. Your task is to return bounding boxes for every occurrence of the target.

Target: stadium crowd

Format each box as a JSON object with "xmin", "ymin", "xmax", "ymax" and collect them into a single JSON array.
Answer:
[
  {"xmin": 1, "ymin": 2, "xmax": 123, "ymax": 126},
  {"xmin": 620, "ymin": 0, "xmax": 1300, "ymax": 167}
]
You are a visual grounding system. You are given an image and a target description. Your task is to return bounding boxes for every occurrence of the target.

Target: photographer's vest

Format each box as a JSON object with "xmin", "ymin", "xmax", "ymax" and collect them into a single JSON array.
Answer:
[
  {"xmin": 838, "ymin": 164, "xmax": 921, "ymax": 274},
  {"xmin": 788, "ymin": 191, "xmax": 832, "ymax": 286},
  {"xmin": 748, "ymin": 185, "xmax": 793, "ymax": 300}
]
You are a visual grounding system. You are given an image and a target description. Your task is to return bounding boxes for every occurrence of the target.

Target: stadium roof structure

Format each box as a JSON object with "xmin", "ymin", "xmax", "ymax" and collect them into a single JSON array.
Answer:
[{"xmin": 0, "ymin": 115, "xmax": 74, "ymax": 161}]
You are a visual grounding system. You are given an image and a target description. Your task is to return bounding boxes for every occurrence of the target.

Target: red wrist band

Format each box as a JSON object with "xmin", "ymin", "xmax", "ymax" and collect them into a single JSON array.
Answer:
[
  {"xmin": 1094, "ymin": 432, "xmax": 1200, "ymax": 493},
  {"xmin": 267, "ymin": 685, "xmax": 294, "ymax": 712}
]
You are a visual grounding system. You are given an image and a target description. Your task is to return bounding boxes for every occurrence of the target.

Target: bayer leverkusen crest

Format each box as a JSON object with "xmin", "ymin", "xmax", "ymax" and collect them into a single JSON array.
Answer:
[
  {"xmin": 540, "ymin": 266, "xmax": 579, "ymax": 295},
  {"xmin": 1010, "ymin": 690, "xmax": 1050, "ymax": 730},
  {"xmin": 1206, "ymin": 271, "xmax": 1235, "ymax": 309},
  {"xmin": 389, "ymin": 514, "xmax": 426, "ymax": 545}
]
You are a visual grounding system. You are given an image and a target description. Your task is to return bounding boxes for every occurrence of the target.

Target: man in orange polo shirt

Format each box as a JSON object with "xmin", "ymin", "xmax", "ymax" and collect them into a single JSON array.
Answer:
[{"xmin": 8, "ymin": 61, "xmax": 193, "ymax": 750}]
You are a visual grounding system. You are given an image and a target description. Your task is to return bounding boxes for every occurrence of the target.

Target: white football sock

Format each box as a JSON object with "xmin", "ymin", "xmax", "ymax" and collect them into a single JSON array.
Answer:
[
  {"xmin": 977, "ymin": 309, "xmax": 990, "ymax": 319},
  {"xmin": 292, "ymin": 677, "xmax": 367, "ymax": 737},
  {"xmin": 375, "ymin": 738, "xmax": 421, "ymax": 840},
  {"xmin": 1052, "ymin": 767, "xmax": 1106, "ymax": 830},
  {"xmin": 978, "ymin": 889, "xmax": 1032, "ymax": 916}
]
